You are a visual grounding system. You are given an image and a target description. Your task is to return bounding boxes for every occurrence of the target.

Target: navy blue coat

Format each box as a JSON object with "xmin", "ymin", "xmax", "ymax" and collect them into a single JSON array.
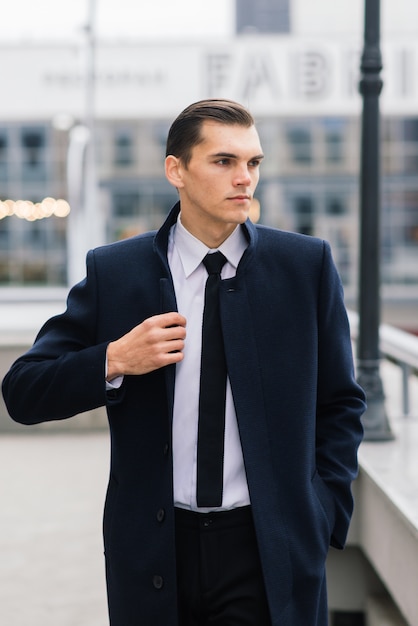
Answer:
[{"xmin": 2, "ymin": 202, "xmax": 365, "ymax": 625}]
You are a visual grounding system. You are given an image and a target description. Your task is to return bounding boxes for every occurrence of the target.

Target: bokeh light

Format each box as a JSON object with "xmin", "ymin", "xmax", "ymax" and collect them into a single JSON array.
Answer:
[{"xmin": 0, "ymin": 198, "xmax": 71, "ymax": 221}]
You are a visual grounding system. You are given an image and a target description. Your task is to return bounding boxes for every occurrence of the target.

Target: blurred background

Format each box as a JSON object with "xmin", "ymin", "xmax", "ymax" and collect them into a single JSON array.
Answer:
[
  {"xmin": 1, "ymin": 3, "xmax": 418, "ymax": 626},
  {"xmin": 0, "ymin": 0, "xmax": 417, "ymax": 331}
]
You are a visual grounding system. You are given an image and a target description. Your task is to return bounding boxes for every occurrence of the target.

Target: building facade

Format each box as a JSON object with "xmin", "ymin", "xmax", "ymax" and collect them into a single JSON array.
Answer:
[
  {"xmin": 0, "ymin": 37, "xmax": 417, "ymax": 328},
  {"xmin": 235, "ymin": 0, "xmax": 291, "ymax": 34}
]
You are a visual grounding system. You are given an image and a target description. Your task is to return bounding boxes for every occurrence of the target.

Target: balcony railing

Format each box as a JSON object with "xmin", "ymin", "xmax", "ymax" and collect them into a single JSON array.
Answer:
[
  {"xmin": 344, "ymin": 309, "xmax": 418, "ymax": 625},
  {"xmin": 348, "ymin": 309, "xmax": 418, "ymax": 417}
]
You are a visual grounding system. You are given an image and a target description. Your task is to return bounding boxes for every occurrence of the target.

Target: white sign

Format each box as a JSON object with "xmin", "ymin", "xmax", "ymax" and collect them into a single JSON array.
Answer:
[{"xmin": 0, "ymin": 37, "xmax": 417, "ymax": 121}]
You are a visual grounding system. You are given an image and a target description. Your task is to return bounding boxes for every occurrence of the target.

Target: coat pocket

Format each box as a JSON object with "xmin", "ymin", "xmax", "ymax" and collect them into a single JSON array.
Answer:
[
  {"xmin": 311, "ymin": 469, "xmax": 335, "ymax": 540},
  {"xmin": 103, "ymin": 474, "xmax": 119, "ymax": 551}
]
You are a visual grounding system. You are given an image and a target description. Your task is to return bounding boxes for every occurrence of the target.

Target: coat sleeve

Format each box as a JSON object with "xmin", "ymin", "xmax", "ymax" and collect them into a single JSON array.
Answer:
[
  {"xmin": 2, "ymin": 250, "xmax": 109, "ymax": 425},
  {"xmin": 315, "ymin": 241, "xmax": 365, "ymax": 549}
]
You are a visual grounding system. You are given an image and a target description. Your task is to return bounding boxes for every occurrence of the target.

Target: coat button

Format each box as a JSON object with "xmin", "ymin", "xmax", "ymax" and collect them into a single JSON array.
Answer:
[
  {"xmin": 153, "ymin": 575, "xmax": 164, "ymax": 590},
  {"xmin": 163, "ymin": 443, "xmax": 169, "ymax": 456},
  {"xmin": 157, "ymin": 508, "xmax": 165, "ymax": 522}
]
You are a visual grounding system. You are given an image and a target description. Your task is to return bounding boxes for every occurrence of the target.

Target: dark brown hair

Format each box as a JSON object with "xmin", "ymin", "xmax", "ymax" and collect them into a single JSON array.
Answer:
[{"xmin": 165, "ymin": 99, "xmax": 255, "ymax": 166}]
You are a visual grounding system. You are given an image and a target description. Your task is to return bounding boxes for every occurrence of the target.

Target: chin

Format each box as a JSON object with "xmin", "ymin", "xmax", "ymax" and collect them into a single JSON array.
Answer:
[{"xmin": 233, "ymin": 210, "xmax": 250, "ymax": 223}]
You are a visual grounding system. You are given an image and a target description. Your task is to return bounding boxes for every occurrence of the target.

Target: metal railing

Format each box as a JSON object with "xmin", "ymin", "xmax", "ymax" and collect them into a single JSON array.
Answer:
[{"xmin": 348, "ymin": 310, "xmax": 418, "ymax": 416}]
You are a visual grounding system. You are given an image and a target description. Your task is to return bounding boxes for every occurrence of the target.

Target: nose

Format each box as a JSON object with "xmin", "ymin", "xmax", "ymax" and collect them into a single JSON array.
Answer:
[{"xmin": 233, "ymin": 165, "xmax": 252, "ymax": 187}]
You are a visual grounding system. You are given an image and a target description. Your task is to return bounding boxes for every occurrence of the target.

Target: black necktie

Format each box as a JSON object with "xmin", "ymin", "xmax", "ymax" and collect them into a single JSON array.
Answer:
[{"xmin": 196, "ymin": 251, "xmax": 228, "ymax": 508}]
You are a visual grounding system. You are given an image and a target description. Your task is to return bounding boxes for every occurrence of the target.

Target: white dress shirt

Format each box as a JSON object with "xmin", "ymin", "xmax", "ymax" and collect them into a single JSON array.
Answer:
[
  {"xmin": 169, "ymin": 215, "xmax": 250, "ymax": 512},
  {"xmin": 106, "ymin": 215, "xmax": 251, "ymax": 511}
]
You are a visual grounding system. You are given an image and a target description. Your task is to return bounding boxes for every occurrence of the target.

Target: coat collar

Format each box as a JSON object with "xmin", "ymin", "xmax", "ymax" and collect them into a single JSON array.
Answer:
[{"xmin": 153, "ymin": 201, "xmax": 258, "ymax": 270}]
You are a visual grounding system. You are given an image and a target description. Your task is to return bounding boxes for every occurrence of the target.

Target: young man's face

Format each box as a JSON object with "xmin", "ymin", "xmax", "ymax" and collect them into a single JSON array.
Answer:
[{"xmin": 166, "ymin": 120, "xmax": 264, "ymax": 247}]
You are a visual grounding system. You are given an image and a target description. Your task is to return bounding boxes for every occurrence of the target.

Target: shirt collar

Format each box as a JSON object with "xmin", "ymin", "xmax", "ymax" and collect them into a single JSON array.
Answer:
[{"xmin": 173, "ymin": 213, "xmax": 248, "ymax": 278}]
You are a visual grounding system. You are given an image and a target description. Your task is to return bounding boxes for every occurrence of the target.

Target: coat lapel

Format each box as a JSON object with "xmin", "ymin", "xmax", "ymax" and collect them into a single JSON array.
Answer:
[
  {"xmin": 153, "ymin": 202, "xmax": 182, "ymax": 420},
  {"xmin": 160, "ymin": 276, "xmax": 178, "ymax": 418}
]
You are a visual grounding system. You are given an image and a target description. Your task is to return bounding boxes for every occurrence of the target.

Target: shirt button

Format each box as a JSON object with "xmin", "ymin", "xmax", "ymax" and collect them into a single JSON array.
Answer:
[
  {"xmin": 157, "ymin": 508, "xmax": 165, "ymax": 522},
  {"xmin": 153, "ymin": 575, "xmax": 164, "ymax": 590}
]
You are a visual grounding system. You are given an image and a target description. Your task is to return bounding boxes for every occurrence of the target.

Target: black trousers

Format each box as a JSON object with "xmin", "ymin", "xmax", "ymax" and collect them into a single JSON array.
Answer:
[{"xmin": 174, "ymin": 506, "xmax": 272, "ymax": 626}]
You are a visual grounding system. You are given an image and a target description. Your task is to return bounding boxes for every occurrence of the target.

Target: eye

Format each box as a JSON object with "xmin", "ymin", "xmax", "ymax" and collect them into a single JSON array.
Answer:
[
  {"xmin": 216, "ymin": 158, "xmax": 231, "ymax": 166},
  {"xmin": 248, "ymin": 159, "xmax": 262, "ymax": 168}
]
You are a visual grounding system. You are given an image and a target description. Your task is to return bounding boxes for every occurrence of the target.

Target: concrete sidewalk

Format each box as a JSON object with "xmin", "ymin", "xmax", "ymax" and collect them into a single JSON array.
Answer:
[{"xmin": 0, "ymin": 432, "xmax": 110, "ymax": 626}]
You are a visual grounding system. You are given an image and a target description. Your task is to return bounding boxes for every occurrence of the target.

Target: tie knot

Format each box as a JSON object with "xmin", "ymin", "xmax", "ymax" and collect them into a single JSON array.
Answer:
[{"xmin": 203, "ymin": 251, "xmax": 227, "ymax": 276}]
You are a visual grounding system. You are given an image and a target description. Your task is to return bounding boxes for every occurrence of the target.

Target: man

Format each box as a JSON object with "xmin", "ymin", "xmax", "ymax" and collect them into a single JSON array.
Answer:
[{"xmin": 2, "ymin": 99, "xmax": 365, "ymax": 625}]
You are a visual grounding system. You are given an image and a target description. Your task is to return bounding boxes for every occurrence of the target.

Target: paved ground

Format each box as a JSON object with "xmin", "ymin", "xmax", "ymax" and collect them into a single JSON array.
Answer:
[{"xmin": 0, "ymin": 432, "xmax": 110, "ymax": 626}]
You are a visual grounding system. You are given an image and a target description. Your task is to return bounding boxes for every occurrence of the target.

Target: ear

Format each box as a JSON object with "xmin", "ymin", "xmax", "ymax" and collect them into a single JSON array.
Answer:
[{"xmin": 165, "ymin": 155, "xmax": 185, "ymax": 189}]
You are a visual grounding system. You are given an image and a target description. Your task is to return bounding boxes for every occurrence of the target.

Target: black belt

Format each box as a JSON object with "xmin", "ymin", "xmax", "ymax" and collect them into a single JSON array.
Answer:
[{"xmin": 174, "ymin": 505, "xmax": 253, "ymax": 531}]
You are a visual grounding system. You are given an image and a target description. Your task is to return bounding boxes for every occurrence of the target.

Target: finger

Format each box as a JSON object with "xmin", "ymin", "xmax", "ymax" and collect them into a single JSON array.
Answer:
[
  {"xmin": 166, "ymin": 341, "xmax": 184, "ymax": 354},
  {"xmin": 164, "ymin": 325, "xmax": 186, "ymax": 341},
  {"xmin": 162, "ymin": 350, "xmax": 185, "ymax": 365},
  {"xmin": 160, "ymin": 312, "xmax": 187, "ymax": 328}
]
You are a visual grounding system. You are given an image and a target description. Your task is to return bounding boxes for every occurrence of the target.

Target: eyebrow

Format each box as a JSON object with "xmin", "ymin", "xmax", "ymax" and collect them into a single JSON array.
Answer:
[{"xmin": 210, "ymin": 152, "xmax": 265, "ymax": 161}]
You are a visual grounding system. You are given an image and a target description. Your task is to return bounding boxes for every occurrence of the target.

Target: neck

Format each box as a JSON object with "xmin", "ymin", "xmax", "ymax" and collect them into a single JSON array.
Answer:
[{"xmin": 179, "ymin": 216, "xmax": 238, "ymax": 249}]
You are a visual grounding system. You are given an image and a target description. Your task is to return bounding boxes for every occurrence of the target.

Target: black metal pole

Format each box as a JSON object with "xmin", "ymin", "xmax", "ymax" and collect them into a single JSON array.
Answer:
[{"xmin": 357, "ymin": 0, "xmax": 393, "ymax": 440}]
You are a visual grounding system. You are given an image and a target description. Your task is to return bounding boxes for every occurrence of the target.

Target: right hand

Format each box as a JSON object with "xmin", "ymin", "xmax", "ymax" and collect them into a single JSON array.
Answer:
[{"xmin": 106, "ymin": 312, "xmax": 186, "ymax": 380}]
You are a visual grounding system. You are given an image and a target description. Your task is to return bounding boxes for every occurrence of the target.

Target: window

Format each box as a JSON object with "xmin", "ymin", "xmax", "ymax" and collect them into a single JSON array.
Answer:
[
  {"xmin": 0, "ymin": 217, "xmax": 8, "ymax": 249},
  {"xmin": 236, "ymin": 0, "xmax": 290, "ymax": 34},
  {"xmin": 21, "ymin": 129, "xmax": 45, "ymax": 167},
  {"xmin": 326, "ymin": 196, "xmax": 347, "ymax": 216},
  {"xmin": 21, "ymin": 127, "xmax": 47, "ymax": 181},
  {"xmin": 0, "ymin": 216, "xmax": 67, "ymax": 286},
  {"xmin": 0, "ymin": 133, "xmax": 7, "ymax": 159},
  {"xmin": 0, "ymin": 132, "xmax": 7, "ymax": 181},
  {"xmin": 381, "ymin": 187, "xmax": 418, "ymax": 284},
  {"xmin": 323, "ymin": 119, "xmax": 345, "ymax": 164},
  {"xmin": 113, "ymin": 191, "xmax": 140, "ymax": 217},
  {"xmin": 402, "ymin": 118, "xmax": 418, "ymax": 172},
  {"xmin": 287, "ymin": 127, "xmax": 312, "ymax": 164},
  {"xmin": 402, "ymin": 190, "xmax": 418, "ymax": 246},
  {"xmin": 293, "ymin": 195, "xmax": 314, "ymax": 235},
  {"xmin": 325, "ymin": 132, "xmax": 343, "ymax": 163},
  {"xmin": 24, "ymin": 220, "xmax": 47, "ymax": 250},
  {"xmin": 114, "ymin": 130, "xmax": 134, "ymax": 167}
]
